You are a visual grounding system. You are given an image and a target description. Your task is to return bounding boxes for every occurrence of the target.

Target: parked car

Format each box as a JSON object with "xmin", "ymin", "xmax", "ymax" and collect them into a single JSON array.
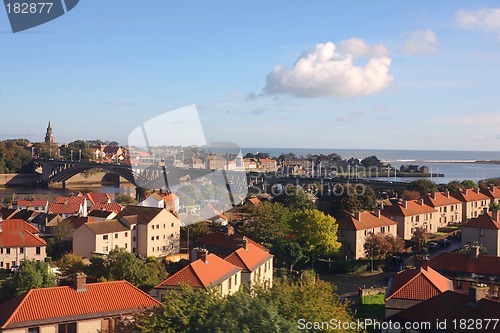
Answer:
[
  {"xmin": 438, "ymin": 238, "xmax": 451, "ymax": 247},
  {"xmin": 427, "ymin": 241, "xmax": 440, "ymax": 251}
]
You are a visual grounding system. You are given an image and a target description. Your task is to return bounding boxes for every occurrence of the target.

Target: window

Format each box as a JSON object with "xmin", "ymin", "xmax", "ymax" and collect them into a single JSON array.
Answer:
[
  {"xmin": 6, "ymin": 248, "xmax": 10, "ymax": 254},
  {"xmin": 171, "ymin": 223, "xmax": 174, "ymax": 227},
  {"xmin": 228, "ymin": 276, "xmax": 232, "ymax": 289},
  {"xmin": 163, "ymin": 224, "xmax": 165, "ymax": 228},
  {"xmin": 36, "ymin": 247, "xmax": 41, "ymax": 255},
  {"xmin": 151, "ymin": 236, "xmax": 154, "ymax": 241},
  {"xmin": 125, "ymin": 232, "xmax": 128, "ymax": 237},
  {"xmin": 58, "ymin": 322, "xmax": 76, "ymax": 333},
  {"xmin": 115, "ymin": 245, "xmax": 118, "ymax": 249},
  {"xmin": 132, "ymin": 248, "xmax": 136, "ymax": 253},
  {"xmin": 133, "ymin": 225, "xmax": 136, "ymax": 230},
  {"xmin": 0, "ymin": 248, "xmax": 3, "ymax": 254},
  {"xmin": 28, "ymin": 328, "xmax": 40, "ymax": 333},
  {"xmin": 480, "ymin": 229, "xmax": 484, "ymax": 236},
  {"xmin": 132, "ymin": 236, "xmax": 136, "ymax": 242},
  {"xmin": 125, "ymin": 243, "xmax": 128, "ymax": 249},
  {"xmin": 156, "ymin": 236, "xmax": 159, "ymax": 240},
  {"xmin": 152, "ymin": 247, "xmax": 155, "ymax": 252},
  {"xmin": 381, "ymin": 227, "xmax": 385, "ymax": 234},
  {"xmin": 20, "ymin": 247, "xmax": 24, "ymax": 254},
  {"xmin": 157, "ymin": 246, "xmax": 160, "ymax": 251},
  {"xmin": 115, "ymin": 233, "xmax": 118, "ymax": 239},
  {"xmin": 152, "ymin": 225, "xmax": 155, "ymax": 229},
  {"xmin": 103, "ymin": 235, "xmax": 109, "ymax": 240},
  {"xmin": 494, "ymin": 285, "xmax": 499, "ymax": 298},
  {"xmin": 171, "ymin": 233, "xmax": 174, "ymax": 238},
  {"xmin": 156, "ymin": 224, "xmax": 160, "ymax": 229},
  {"xmin": 163, "ymin": 235, "xmax": 166, "ymax": 239},
  {"xmin": 103, "ymin": 246, "xmax": 108, "ymax": 252}
]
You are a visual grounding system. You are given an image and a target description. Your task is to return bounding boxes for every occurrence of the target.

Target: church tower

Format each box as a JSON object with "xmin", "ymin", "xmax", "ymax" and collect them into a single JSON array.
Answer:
[{"xmin": 45, "ymin": 120, "xmax": 54, "ymax": 144}]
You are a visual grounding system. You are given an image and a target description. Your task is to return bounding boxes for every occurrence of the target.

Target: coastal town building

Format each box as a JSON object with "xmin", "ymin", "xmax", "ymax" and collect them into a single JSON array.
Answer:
[
  {"xmin": 428, "ymin": 249, "xmax": 500, "ymax": 300},
  {"xmin": 381, "ymin": 199, "xmax": 439, "ymax": 240},
  {"xmin": 481, "ymin": 185, "xmax": 500, "ymax": 206},
  {"xmin": 151, "ymin": 251, "xmax": 241, "ymax": 299},
  {"xmin": 0, "ymin": 275, "xmax": 161, "ymax": 333},
  {"xmin": 139, "ymin": 192, "xmax": 180, "ymax": 212},
  {"xmin": 0, "ymin": 219, "xmax": 46, "ymax": 269},
  {"xmin": 13, "ymin": 200, "xmax": 49, "ymax": 213},
  {"xmin": 461, "ymin": 212, "xmax": 500, "ymax": 256},
  {"xmin": 423, "ymin": 191, "xmax": 463, "ymax": 226},
  {"xmin": 385, "ymin": 266, "xmax": 453, "ymax": 318},
  {"xmin": 73, "ymin": 219, "xmax": 130, "ymax": 257},
  {"xmin": 337, "ymin": 211, "xmax": 398, "ymax": 259},
  {"xmin": 451, "ymin": 188, "xmax": 490, "ymax": 222}
]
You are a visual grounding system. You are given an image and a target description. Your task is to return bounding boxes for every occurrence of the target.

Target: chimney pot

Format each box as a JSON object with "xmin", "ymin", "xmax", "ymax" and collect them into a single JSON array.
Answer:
[
  {"xmin": 194, "ymin": 248, "xmax": 209, "ymax": 263},
  {"xmin": 74, "ymin": 273, "xmax": 87, "ymax": 293}
]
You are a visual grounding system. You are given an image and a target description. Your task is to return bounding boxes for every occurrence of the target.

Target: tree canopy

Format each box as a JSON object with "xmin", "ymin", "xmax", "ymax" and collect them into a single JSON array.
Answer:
[{"xmin": 408, "ymin": 179, "xmax": 438, "ymax": 197}]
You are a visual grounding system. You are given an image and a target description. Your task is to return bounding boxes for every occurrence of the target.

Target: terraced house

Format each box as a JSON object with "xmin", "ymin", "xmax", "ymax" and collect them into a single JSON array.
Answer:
[
  {"xmin": 382, "ymin": 199, "xmax": 438, "ymax": 240},
  {"xmin": 0, "ymin": 219, "xmax": 46, "ymax": 269},
  {"xmin": 423, "ymin": 191, "xmax": 463, "ymax": 226}
]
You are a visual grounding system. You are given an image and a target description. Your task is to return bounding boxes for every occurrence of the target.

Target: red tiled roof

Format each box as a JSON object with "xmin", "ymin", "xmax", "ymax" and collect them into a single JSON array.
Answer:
[
  {"xmin": 424, "ymin": 192, "xmax": 461, "ymax": 208},
  {"xmin": 337, "ymin": 211, "xmax": 397, "ymax": 231},
  {"xmin": 194, "ymin": 232, "xmax": 269, "ymax": 253},
  {"xmin": 49, "ymin": 203, "xmax": 82, "ymax": 215},
  {"xmin": 225, "ymin": 243, "xmax": 273, "ymax": 272},
  {"xmin": 56, "ymin": 196, "xmax": 86, "ymax": 205},
  {"xmin": 386, "ymin": 266, "xmax": 453, "ymax": 301},
  {"xmin": 382, "ymin": 200, "xmax": 437, "ymax": 217},
  {"xmin": 481, "ymin": 186, "xmax": 500, "ymax": 199},
  {"xmin": 16, "ymin": 200, "xmax": 48, "ymax": 208},
  {"xmin": 156, "ymin": 254, "xmax": 241, "ymax": 289},
  {"xmin": 389, "ymin": 291, "xmax": 500, "ymax": 332},
  {"xmin": 90, "ymin": 203, "xmax": 123, "ymax": 214},
  {"xmin": 0, "ymin": 281, "xmax": 161, "ymax": 329},
  {"xmin": 451, "ymin": 188, "xmax": 489, "ymax": 202},
  {"xmin": 428, "ymin": 252, "xmax": 500, "ymax": 276},
  {"xmin": 461, "ymin": 212, "xmax": 500, "ymax": 230},
  {"xmin": 85, "ymin": 193, "xmax": 111, "ymax": 205},
  {"xmin": 0, "ymin": 219, "xmax": 46, "ymax": 247}
]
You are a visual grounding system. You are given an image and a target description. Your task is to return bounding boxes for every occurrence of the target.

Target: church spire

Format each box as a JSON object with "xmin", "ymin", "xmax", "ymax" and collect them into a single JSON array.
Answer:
[{"xmin": 45, "ymin": 120, "xmax": 54, "ymax": 144}]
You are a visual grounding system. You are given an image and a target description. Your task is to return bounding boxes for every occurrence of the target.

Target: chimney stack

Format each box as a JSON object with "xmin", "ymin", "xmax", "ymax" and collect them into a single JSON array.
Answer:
[
  {"xmin": 444, "ymin": 190, "xmax": 450, "ymax": 198},
  {"xmin": 474, "ymin": 188, "xmax": 480, "ymax": 194},
  {"xmin": 469, "ymin": 284, "xmax": 489, "ymax": 303},
  {"xmin": 194, "ymin": 248, "xmax": 209, "ymax": 263},
  {"xmin": 431, "ymin": 192, "xmax": 436, "ymax": 200},
  {"xmin": 418, "ymin": 198, "xmax": 424, "ymax": 206},
  {"xmin": 74, "ymin": 273, "xmax": 87, "ymax": 293},
  {"xmin": 239, "ymin": 238, "xmax": 248, "ymax": 250},
  {"xmin": 470, "ymin": 243, "xmax": 481, "ymax": 259},
  {"xmin": 354, "ymin": 211, "xmax": 362, "ymax": 221},
  {"xmin": 223, "ymin": 225, "xmax": 234, "ymax": 236},
  {"xmin": 376, "ymin": 210, "xmax": 381, "ymax": 219},
  {"xmin": 402, "ymin": 200, "xmax": 408, "ymax": 209}
]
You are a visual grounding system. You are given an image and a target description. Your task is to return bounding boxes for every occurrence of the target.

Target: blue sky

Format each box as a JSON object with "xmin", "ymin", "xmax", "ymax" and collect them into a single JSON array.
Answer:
[{"xmin": 1, "ymin": 1, "xmax": 500, "ymax": 151}]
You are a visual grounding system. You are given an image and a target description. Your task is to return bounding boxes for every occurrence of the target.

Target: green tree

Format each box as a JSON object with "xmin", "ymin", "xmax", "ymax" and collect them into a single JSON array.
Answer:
[
  {"xmin": 57, "ymin": 253, "xmax": 85, "ymax": 276},
  {"xmin": 244, "ymin": 202, "xmax": 292, "ymax": 244},
  {"xmin": 408, "ymin": 179, "xmax": 438, "ymax": 197},
  {"xmin": 271, "ymin": 239, "xmax": 307, "ymax": 272},
  {"xmin": 107, "ymin": 248, "xmax": 145, "ymax": 286},
  {"xmin": 288, "ymin": 209, "xmax": 341, "ymax": 259},
  {"xmin": 412, "ymin": 227, "xmax": 430, "ymax": 254},
  {"xmin": 12, "ymin": 260, "xmax": 56, "ymax": 295},
  {"xmin": 187, "ymin": 222, "xmax": 211, "ymax": 242},
  {"xmin": 273, "ymin": 186, "xmax": 315, "ymax": 211},
  {"xmin": 461, "ymin": 179, "xmax": 479, "ymax": 189},
  {"xmin": 114, "ymin": 194, "xmax": 137, "ymax": 205}
]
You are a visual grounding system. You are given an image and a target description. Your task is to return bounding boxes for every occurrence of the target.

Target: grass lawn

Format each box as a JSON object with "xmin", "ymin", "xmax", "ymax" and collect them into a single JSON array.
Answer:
[{"xmin": 357, "ymin": 293, "xmax": 385, "ymax": 321}]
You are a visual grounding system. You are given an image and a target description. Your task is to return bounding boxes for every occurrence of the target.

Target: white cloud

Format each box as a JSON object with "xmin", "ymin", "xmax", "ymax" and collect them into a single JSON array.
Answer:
[
  {"xmin": 456, "ymin": 8, "xmax": 500, "ymax": 32},
  {"xmin": 402, "ymin": 30, "xmax": 439, "ymax": 55},
  {"xmin": 264, "ymin": 39, "xmax": 393, "ymax": 98}
]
